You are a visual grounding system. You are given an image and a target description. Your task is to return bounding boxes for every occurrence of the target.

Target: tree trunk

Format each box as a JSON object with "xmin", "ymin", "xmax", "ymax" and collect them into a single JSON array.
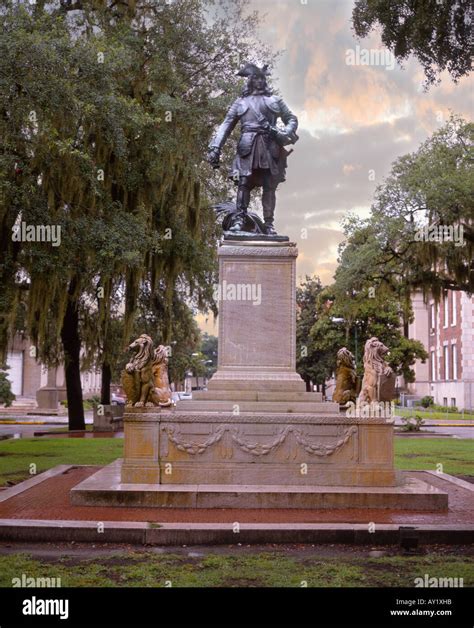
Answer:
[
  {"xmin": 403, "ymin": 317, "xmax": 409, "ymax": 338},
  {"xmin": 61, "ymin": 279, "xmax": 85, "ymax": 430},
  {"xmin": 304, "ymin": 375, "xmax": 311, "ymax": 392},
  {"xmin": 101, "ymin": 361, "xmax": 111, "ymax": 405}
]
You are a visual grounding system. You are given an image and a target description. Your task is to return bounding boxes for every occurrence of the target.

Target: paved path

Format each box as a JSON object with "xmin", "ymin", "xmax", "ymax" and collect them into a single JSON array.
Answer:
[{"xmin": 0, "ymin": 466, "xmax": 472, "ymax": 525}]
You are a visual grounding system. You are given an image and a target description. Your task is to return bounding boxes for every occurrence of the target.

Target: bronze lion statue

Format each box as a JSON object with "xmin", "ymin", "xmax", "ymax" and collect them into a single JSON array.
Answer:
[
  {"xmin": 152, "ymin": 345, "xmax": 172, "ymax": 407},
  {"xmin": 333, "ymin": 347, "xmax": 358, "ymax": 405},
  {"xmin": 358, "ymin": 337, "xmax": 395, "ymax": 403},
  {"xmin": 121, "ymin": 334, "xmax": 172, "ymax": 407}
]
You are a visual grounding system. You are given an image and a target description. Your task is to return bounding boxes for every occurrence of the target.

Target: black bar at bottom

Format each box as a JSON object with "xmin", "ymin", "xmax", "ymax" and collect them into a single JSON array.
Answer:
[{"xmin": 0, "ymin": 587, "xmax": 472, "ymax": 626}]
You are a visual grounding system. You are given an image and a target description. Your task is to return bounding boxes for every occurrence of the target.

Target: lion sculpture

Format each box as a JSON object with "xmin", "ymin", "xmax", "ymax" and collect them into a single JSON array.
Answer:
[
  {"xmin": 333, "ymin": 347, "xmax": 358, "ymax": 405},
  {"xmin": 358, "ymin": 337, "xmax": 396, "ymax": 403},
  {"xmin": 121, "ymin": 334, "xmax": 172, "ymax": 407},
  {"xmin": 152, "ymin": 345, "xmax": 173, "ymax": 407}
]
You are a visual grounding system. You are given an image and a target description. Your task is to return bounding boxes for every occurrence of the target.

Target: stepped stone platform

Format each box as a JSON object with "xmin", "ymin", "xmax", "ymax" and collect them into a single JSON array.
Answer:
[
  {"xmin": 193, "ymin": 390, "xmax": 323, "ymax": 401},
  {"xmin": 71, "ymin": 459, "xmax": 448, "ymax": 510},
  {"xmin": 176, "ymin": 399, "xmax": 337, "ymax": 413}
]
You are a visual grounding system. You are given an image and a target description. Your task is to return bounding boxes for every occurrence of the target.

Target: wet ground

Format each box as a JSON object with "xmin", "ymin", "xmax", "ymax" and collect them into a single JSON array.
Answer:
[
  {"xmin": 1, "ymin": 540, "xmax": 473, "ymax": 560},
  {"xmin": 0, "ymin": 466, "xmax": 472, "ymax": 525}
]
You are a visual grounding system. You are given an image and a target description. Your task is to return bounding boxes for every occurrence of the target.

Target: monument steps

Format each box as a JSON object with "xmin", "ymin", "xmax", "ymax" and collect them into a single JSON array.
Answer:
[
  {"xmin": 175, "ymin": 399, "xmax": 339, "ymax": 414},
  {"xmin": 207, "ymin": 379, "xmax": 307, "ymax": 392},
  {"xmin": 71, "ymin": 461, "xmax": 448, "ymax": 511},
  {"xmin": 192, "ymin": 390, "xmax": 323, "ymax": 402}
]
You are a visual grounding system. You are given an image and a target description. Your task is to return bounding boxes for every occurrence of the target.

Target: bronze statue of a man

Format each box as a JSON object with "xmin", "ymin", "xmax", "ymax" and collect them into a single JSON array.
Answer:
[{"xmin": 208, "ymin": 63, "xmax": 298, "ymax": 235}]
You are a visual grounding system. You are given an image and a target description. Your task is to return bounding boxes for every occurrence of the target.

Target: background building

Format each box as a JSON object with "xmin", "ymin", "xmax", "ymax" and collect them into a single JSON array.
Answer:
[
  {"xmin": 5, "ymin": 333, "xmax": 101, "ymax": 407},
  {"xmin": 408, "ymin": 291, "xmax": 474, "ymax": 411}
]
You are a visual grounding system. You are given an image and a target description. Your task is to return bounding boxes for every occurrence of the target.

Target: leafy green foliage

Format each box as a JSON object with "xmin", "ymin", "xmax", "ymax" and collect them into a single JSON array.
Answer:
[
  {"xmin": 352, "ymin": 0, "xmax": 473, "ymax": 86},
  {"xmin": 342, "ymin": 116, "xmax": 473, "ymax": 301},
  {"xmin": 0, "ymin": 0, "xmax": 273, "ymax": 422},
  {"xmin": 431, "ymin": 404, "xmax": 459, "ymax": 414},
  {"xmin": 400, "ymin": 415, "xmax": 425, "ymax": 432},
  {"xmin": 200, "ymin": 333, "xmax": 218, "ymax": 377},
  {"xmin": 398, "ymin": 407, "xmax": 473, "ymax": 419},
  {"xmin": 0, "ymin": 367, "xmax": 15, "ymax": 407},
  {"xmin": 420, "ymin": 395, "xmax": 434, "ymax": 408},
  {"xmin": 296, "ymin": 276, "xmax": 334, "ymax": 390}
]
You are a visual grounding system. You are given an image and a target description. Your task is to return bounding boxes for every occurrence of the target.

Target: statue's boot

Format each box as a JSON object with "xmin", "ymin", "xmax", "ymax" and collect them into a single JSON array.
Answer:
[
  {"xmin": 263, "ymin": 219, "xmax": 277, "ymax": 235},
  {"xmin": 262, "ymin": 186, "xmax": 277, "ymax": 235},
  {"xmin": 232, "ymin": 180, "xmax": 251, "ymax": 232}
]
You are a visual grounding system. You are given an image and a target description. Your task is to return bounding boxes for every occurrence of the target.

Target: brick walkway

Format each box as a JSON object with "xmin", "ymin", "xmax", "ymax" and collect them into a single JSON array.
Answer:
[{"xmin": 0, "ymin": 466, "xmax": 473, "ymax": 524}]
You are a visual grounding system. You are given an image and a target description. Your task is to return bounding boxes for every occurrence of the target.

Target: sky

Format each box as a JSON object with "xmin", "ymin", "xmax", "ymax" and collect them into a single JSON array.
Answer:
[{"xmin": 198, "ymin": 0, "xmax": 473, "ymax": 333}]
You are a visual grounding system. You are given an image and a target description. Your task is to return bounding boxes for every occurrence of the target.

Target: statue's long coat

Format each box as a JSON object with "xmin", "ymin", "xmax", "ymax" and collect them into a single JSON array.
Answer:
[{"xmin": 209, "ymin": 94, "xmax": 298, "ymax": 184}]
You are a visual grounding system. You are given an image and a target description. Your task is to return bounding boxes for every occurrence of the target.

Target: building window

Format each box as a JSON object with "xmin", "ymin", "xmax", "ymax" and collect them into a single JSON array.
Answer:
[
  {"xmin": 430, "ymin": 351, "xmax": 436, "ymax": 381},
  {"xmin": 443, "ymin": 397, "xmax": 448, "ymax": 407},
  {"xmin": 430, "ymin": 304, "xmax": 435, "ymax": 333},
  {"xmin": 443, "ymin": 294, "xmax": 448, "ymax": 328},
  {"xmin": 443, "ymin": 345, "xmax": 449, "ymax": 380},
  {"xmin": 451, "ymin": 293, "xmax": 457, "ymax": 326},
  {"xmin": 451, "ymin": 398, "xmax": 456, "ymax": 407},
  {"xmin": 452, "ymin": 344, "xmax": 458, "ymax": 380}
]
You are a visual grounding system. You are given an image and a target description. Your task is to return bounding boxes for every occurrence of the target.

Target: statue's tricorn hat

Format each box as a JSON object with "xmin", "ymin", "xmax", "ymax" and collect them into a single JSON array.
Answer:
[{"xmin": 237, "ymin": 63, "xmax": 269, "ymax": 78}]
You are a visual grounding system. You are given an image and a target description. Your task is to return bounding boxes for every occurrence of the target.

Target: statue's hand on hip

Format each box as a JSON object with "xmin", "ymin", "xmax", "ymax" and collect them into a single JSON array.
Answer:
[{"xmin": 207, "ymin": 147, "xmax": 221, "ymax": 169}]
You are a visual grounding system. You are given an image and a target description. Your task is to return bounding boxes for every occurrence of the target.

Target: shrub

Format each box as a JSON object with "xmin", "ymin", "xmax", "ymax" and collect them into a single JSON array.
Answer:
[
  {"xmin": 400, "ymin": 415, "xmax": 425, "ymax": 432},
  {"xmin": 432, "ymin": 404, "xmax": 459, "ymax": 413},
  {"xmin": 420, "ymin": 395, "xmax": 434, "ymax": 408},
  {"xmin": 0, "ymin": 368, "xmax": 15, "ymax": 407}
]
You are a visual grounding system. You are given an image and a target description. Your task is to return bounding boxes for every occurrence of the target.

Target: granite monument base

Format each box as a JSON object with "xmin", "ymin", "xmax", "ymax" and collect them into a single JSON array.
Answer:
[
  {"xmin": 71, "ymin": 239, "xmax": 447, "ymax": 511},
  {"xmin": 118, "ymin": 408, "xmax": 396, "ymax": 487}
]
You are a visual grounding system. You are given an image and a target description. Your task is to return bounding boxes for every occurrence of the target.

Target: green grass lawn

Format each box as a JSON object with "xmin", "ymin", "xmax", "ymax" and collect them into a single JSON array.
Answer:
[
  {"xmin": 394, "ymin": 438, "xmax": 474, "ymax": 475},
  {"xmin": 0, "ymin": 550, "xmax": 472, "ymax": 587},
  {"xmin": 397, "ymin": 408, "xmax": 474, "ymax": 421},
  {"xmin": 0, "ymin": 436, "xmax": 472, "ymax": 487},
  {"xmin": 0, "ymin": 438, "xmax": 123, "ymax": 486}
]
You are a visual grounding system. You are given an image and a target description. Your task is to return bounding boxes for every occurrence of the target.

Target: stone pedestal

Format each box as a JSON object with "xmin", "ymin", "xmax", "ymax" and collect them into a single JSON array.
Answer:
[
  {"xmin": 209, "ymin": 240, "xmax": 304, "ymax": 392},
  {"xmin": 120, "ymin": 408, "xmax": 396, "ymax": 487},
  {"xmin": 71, "ymin": 239, "xmax": 447, "ymax": 511},
  {"xmin": 36, "ymin": 367, "xmax": 59, "ymax": 411}
]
